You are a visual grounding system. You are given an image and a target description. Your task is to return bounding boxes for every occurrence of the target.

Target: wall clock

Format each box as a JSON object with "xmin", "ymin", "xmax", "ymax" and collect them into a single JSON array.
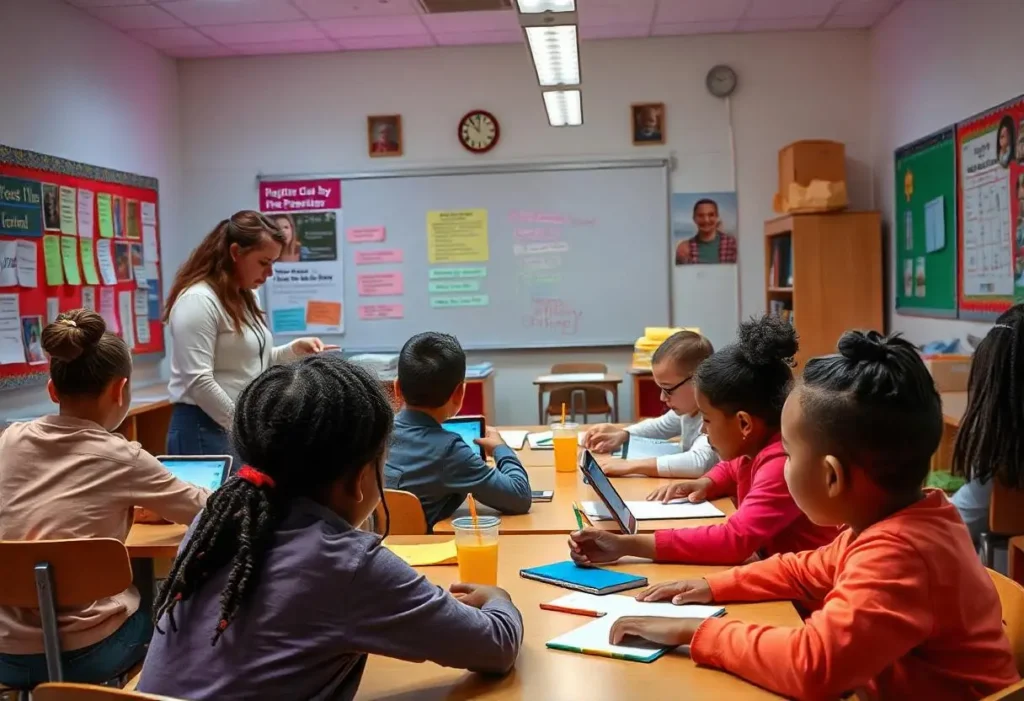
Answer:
[
  {"xmin": 706, "ymin": 64, "xmax": 738, "ymax": 98},
  {"xmin": 458, "ymin": 110, "xmax": 500, "ymax": 154}
]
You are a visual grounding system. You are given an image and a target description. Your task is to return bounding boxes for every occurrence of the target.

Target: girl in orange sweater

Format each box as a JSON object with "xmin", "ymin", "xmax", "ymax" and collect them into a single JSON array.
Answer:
[{"xmin": 608, "ymin": 331, "xmax": 1019, "ymax": 700}]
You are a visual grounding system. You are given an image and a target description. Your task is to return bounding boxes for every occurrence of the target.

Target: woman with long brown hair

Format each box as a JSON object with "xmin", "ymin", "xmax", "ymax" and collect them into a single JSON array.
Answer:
[{"xmin": 164, "ymin": 211, "xmax": 336, "ymax": 460}]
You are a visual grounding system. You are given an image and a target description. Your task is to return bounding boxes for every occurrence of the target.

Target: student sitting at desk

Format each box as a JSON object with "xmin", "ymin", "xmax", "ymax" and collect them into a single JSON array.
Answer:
[
  {"xmin": 138, "ymin": 355, "xmax": 523, "ymax": 699},
  {"xmin": 612, "ymin": 332, "xmax": 1019, "ymax": 700},
  {"xmin": 584, "ymin": 330, "xmax": 717, "ymax": 477},
  {"xmin": 385, "ymin": 332, "xmax": 531, "ymax": 529},
  {"xmin": 0, "ymin": 310, "xmax": 208, "ymax": 689},
  {"xmin": 569, "ymin": 315, "xmax": 836, "ymax": 566}
]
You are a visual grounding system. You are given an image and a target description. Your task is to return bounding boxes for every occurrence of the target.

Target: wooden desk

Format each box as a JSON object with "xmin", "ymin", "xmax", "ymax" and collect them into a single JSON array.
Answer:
[
  {"xmin": 357, "ymin": 534, "xmax": 796, "ymax": 700},
  {"xmin": 932, "ymin": 391, "xmax": 968, "ymax": 471},
  {"xmin": 126, "ymin": 522, "xmax": 187, "ymax": 560},
  {"xmin": 533, "ymin": 374, "xmax": 622, "ymax": 424},
  {"xmin": 628, "ymin": 368, "xmax": 665, "ymax": 421}
]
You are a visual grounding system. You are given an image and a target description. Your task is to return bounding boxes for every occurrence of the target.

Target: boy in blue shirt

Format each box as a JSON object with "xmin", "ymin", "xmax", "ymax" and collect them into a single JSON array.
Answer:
[{"xmin": 385, "ymin": 332, "xmax": 532, "ymax": 529}]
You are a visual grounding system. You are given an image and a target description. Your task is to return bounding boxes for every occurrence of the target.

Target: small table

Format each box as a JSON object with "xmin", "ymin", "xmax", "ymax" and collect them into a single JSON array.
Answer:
[
  {"xmin": 932, "ymin": 391, "xmax": 967, "ymax": 471},
  {"xmin": 533, "ymin": 373, "xmax": 622, "ymax": 424}
]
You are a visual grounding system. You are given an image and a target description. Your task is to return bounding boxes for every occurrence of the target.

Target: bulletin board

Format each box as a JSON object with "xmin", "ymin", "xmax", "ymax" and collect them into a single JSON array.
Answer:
[
  {"xmin": 0, "ymin": 144, "xmax": 163, "ymax": 392},
  {"xmin": 893, "ymin": 128, "xmax": 958, "ymax": 318},
  {"xmin": 955, "ymin": 95, "xmax": 1024, "ymax": 320}
]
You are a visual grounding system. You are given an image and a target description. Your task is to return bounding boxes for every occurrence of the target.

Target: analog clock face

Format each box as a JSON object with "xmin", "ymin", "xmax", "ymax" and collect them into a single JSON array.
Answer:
[
  {"xmin": 459, "ymin": 110, "xmax": 499, "ymax": 153},
  {"xmin": 706, "ymin": 65, "xmax": 738, "ymax": 98}
]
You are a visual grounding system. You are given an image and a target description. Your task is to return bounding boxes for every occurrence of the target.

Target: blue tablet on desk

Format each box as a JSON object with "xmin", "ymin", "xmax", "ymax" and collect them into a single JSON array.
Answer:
[
  {"xmin": 157, "ymin": 456, "xmax": 232, "ymax": 491},
  {"xmin": 442, "ymin": 415, "xmax": 486, "ymax": 460}
]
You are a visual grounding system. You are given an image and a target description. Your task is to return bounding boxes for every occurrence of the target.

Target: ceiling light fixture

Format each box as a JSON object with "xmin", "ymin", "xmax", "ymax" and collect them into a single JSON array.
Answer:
[
  {"xmin": 525, "ymin": 25, "xmax": 580, "ymax": 87},
  {"xmin": 515, "ymin": 0, "xmax": 575, "ymax": 13},
  {"xmin": 542, "ymin": 89, "xmax": 582, "ymax": 127}
]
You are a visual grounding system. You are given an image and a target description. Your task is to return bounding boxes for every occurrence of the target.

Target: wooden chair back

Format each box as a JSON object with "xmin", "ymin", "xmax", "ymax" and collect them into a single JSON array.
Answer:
[
  {"xmin": 372, "ymin": 489, "xmax": 429, "ymax": 535},
  {"xmin": 0, "ymin": 539, "xmax": 132, "ymax": 608},
  {"xmin": 983, "ymin": 679, "xmax": 1024, "ymax": 700},
  {"xmin": 988, "ymin": 568, "xmax": 1024, "ymax": 675},
  {"xmin": 33, "ymin": 683, "xmax": 183, "ymax": 701},
  {"xmin": 990, "ymin": 482, "xmax": 1024, "ymax": 536},
  {"xmin": 547, "ymin": 362, "xmax": 611, "ymax": 418}
]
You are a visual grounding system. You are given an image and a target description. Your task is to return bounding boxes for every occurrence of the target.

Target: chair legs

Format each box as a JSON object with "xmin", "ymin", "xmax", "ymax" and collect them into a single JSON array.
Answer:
[{"xmin": 34, "ymin": 563, "xmax": 63, "ymax": 683}]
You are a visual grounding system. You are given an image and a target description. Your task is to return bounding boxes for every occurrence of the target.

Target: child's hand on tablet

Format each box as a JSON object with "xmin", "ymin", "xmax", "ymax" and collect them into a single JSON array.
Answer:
[{"xmin": 475, "ymin": 427, "xmax": 506, "ymax": 457}]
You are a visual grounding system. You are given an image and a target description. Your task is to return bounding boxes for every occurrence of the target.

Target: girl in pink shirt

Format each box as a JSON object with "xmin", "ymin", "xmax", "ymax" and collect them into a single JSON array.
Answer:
[{"xmin": 569, "ymin": 314, "xmax": 835, "ymax": 566}]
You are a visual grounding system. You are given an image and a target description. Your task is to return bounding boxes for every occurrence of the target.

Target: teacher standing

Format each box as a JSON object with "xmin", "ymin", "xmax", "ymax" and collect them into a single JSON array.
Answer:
[{"xmin": 164, "ymin": 210, "xmax": 335, "ymax": 458}]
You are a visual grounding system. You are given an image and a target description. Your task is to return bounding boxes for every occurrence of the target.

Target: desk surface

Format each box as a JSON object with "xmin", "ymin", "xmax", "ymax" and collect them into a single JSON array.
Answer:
[
  {"xmin": 941, "ymin": 391, "xmax": 968, "ymax": 428},
  {"xmin": 357, "ymin": 534, "xmax": 794, "ymax": 700},
  {"xmin": 534, "ymin": 373, "xmax": 623, "ymax": 385}
]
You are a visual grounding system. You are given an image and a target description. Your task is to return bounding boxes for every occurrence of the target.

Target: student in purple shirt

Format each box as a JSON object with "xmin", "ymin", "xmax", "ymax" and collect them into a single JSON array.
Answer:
[{"xmin": 138, "ymin": 355, "xmax": 524, "ymax": 700}]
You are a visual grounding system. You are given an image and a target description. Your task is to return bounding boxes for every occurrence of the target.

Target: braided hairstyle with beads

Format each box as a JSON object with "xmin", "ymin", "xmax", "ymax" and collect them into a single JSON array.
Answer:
[
  {"xmin": 952, "ymin": 304, "xmax": 1024, "ymax": 489},
  {"xmin": 152, "ymin": 354, "xmax": 394, "ymax": 644}
]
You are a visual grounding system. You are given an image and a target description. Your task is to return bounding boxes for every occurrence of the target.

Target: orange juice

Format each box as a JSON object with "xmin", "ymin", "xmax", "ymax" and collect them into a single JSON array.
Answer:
[
  {"xmin": 553, "ymin": 434, "xmax": 578, "ymax": 473},
  {"xmin": 456, "ymin": 541, "xmax": 500, "ymax": 585}
]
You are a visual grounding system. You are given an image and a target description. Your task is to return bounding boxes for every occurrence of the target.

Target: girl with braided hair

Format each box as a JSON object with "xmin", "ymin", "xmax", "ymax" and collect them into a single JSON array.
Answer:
[{"xmin": 138, "ymin": 354, "xmax": 523, "ymax": 700}]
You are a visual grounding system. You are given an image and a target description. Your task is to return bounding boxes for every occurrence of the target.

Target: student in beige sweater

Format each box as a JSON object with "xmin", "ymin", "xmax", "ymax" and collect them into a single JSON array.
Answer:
[{"xmin": 0, "ymin": 309, "xmax": 208, "ymax": 689}]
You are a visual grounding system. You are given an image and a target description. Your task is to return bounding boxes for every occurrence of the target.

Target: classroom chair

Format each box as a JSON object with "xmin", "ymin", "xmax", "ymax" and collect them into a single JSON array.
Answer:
[
  {"xmin": 32, "ymin": 683, "xmax": 183, "ymax": 701},
  {"xmin": 371, "ymin": 489, "xmax": 429, "ymax": 535},
  {"xmin": 980, "ymin": 481, "xmax": 1024, "ymax": 569},
  {"xmin": 988, "ymin": 568, "xmax": 1024, "ymax": 676},
  {"xmin": 0, "ymin": 539, "xmax": 136, "ymax": 697},
  {"xmin": 545, "ymin": 362, "xmax": 613, "ymax": 423}
]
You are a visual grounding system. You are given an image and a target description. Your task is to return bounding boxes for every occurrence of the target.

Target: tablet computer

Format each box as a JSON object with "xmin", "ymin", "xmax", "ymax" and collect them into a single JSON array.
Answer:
[
  {"xmin": 578, "ymin": 450, "xmax": 638, "ymax": 535},
  {"xmin": 442, "ymin": 415, "xmax": 486, "ymax": 460},
  {"xmin": 157, "ymin": 455, "xmax": 233, "ymax": 491}
]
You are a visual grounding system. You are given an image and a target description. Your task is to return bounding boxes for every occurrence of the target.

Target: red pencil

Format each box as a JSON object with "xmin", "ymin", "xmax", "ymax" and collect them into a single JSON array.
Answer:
[{"xmin": 539, "ymin": 603, "xmax": 606, "ymax": 618}]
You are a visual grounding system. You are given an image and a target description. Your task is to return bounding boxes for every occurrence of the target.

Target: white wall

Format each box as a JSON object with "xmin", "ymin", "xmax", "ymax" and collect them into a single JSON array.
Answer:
[
  {"xmin": 871, "ymin": 0, "xmax": 1024, "ymax": 346},
  {"xmin": 178, "ymin": 30, "xmax": 873, "ymax": 424},
  {"xmin": 0, "ymin": 0, "xmax": 180, "ymax": 414}
]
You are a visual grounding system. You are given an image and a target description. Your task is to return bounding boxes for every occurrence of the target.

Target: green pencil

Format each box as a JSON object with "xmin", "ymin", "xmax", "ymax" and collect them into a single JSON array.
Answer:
[{"xmin": 572, "ymin": 503, "xmax": 585, "ymax": 530}]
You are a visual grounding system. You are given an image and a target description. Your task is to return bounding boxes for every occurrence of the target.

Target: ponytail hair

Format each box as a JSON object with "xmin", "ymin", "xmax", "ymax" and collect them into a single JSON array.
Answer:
[{"xmin": 42, "ymin": 309, "xmax": 131, "ymax": 396}]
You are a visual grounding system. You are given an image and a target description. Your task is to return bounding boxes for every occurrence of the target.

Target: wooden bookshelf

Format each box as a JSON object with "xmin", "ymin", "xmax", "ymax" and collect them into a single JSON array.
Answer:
[{"xmin": 764, "ymin": 211, "xmax": 883, "ymax": 368}]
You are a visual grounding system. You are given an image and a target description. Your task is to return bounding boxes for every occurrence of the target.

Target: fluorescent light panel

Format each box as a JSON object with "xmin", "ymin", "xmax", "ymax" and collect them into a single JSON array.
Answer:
[
  {"xmin": 525, "ymin": 25, "xmax": 579, "ymax": 87},
  {"xmin": 516, "ymin": 0, "xmax": 575, "ymax": 12},
  {"xmin": 543, "ymin": 89, "xmax": 582, "ymax": 127}
]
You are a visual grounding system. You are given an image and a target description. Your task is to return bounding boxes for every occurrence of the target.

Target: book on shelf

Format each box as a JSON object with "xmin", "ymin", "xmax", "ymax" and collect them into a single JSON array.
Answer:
[
  {"xmin": 768, "ymin": 299, "xmax": 795, "ymax": 326},
  {"xmin": 768, "ymin": 235, "xmax": 794, "ymax": 288}
]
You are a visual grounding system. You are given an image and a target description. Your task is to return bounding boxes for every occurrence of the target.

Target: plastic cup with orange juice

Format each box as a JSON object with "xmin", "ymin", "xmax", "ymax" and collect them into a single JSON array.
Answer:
[
  {"xmin": 452, "ymin": 515, "xmax": 501, "ymax": 585},
  {"xmin": 551, "ymin": 421, "xmax": 579, "ymax": 473}
]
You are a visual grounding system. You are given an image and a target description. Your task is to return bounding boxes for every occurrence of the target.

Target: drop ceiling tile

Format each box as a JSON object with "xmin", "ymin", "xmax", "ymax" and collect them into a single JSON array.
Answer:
[
  {"xmin": 421, "ymin": 10, "xmax": 519, "ymax": 33},
  {"xmin": 578, "ymin": 23, "xmax": 650, "ymax": 39},
  {"xmin": 578, "ymin": 0, "xmax": 655, "ymax": 27},
  {"xmin": 85, "ymin": 4, "xmax": 184, "ymax": 29},
  {"xmin": 319, "ymin": 15, "xmax": 427, "ymax": 38},
  {"xmin": 201, "ymin": 21, "xmax": 327, "ymax": 43},
  {"xmin": 833, "ymin": 0, "xmax": 895, "ymax": 15},
  {"xmin": 652, "ymin": 20, "xmax": 741, "ymax": 36},
  {"xmin": 823, "ymin": 12, "xmax": 877, "ymax": 27},
  {"xmin": 293, "ymin": 0, "xmax": 421, "ymax": 19},
  {"xmin": 745, "ymin": 0, "xmax": 839, "ymax": 19},
  {"xmin": 653, "ymin": 0, "xmax": 749, "ymax": 24},
  {"xmin": 737, "ymin": 17, "xmax": 829, "ymax": 31},
  {"xmin": 229, "ymin": 39, "xmax": 340, "ymax": 55},
  {"xmin": 167, "ymin": 44, "xmax": 240, "ymax": 57},
  {"xmin": 156, "ymin": 0, "xmax": 304, "ymax": 25},
  {"xmin": 433, "ymin": 29, "xmax": 523, "ymax": 45},
  {"xmin": 335, "ymin": 34, "xmax": 435, "ymax": 50},
  {"xmin": 66, "ymin": 0, "xmax": 153, "ymax": 7},
  {"xmin": 129, "ymin": 26, "xmax": 217, "ymax": 48}
]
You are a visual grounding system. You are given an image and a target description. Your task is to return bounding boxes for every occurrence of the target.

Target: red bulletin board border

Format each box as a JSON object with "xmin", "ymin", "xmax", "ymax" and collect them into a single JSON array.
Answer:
[
  {"xmin": 0, "ymin": 145, "xmax": 163, "ymax": 392},
  {"xmin": 956, "ymin": 96, "xmax": 1024, "ymax": 319}
]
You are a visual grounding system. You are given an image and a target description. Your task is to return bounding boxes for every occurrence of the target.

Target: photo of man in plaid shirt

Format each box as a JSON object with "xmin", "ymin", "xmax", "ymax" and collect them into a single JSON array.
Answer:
[{"xmin": 674, "ymin": 198, "xmax": 738, "ymax": 265}]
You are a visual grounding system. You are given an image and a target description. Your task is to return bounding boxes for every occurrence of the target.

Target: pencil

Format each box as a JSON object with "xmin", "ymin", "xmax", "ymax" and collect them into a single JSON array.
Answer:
[{"xmin": 572, "ymin": 503, "xmax": 584, "ymax": 530}]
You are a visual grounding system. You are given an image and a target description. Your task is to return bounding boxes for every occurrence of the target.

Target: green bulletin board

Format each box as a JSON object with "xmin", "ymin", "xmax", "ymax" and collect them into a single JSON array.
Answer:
[{"xmin": 894, "ymin": 128, "xmax": 958, "ymax": 317}]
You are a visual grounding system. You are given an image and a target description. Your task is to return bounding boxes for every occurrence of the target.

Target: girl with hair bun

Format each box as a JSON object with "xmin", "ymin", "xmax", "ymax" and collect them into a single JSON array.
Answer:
[
  {"xmin": 569, "ymin": 315, "xmax": 836, "ymax": 567},
  {"xmin": 609, "ymin": 330, "xmax": 1018, "ymax": 700},
  {"xmin": 0, "ymin": 309, "xmax": 208, "ymax": 688}
]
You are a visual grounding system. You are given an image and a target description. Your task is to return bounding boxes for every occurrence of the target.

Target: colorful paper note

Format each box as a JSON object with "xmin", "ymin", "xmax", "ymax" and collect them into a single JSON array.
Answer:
[
  {"xmin": 305, "ymin": 300, "xmax": 342, "ymax": 326},
  {"xmin": 429, "ymin": 280, "xmax": 480, "ymax": 293},
  {"xmin": 427, "ymin": 210, "xmax": 488, "ymax": 263},
  {"xmin": 358, "ymin": 304, "xmax": 403, "ymax": 320},
  {"xmin": 96, "ymin": 239, "xmax": 117, "ymax": 285},
  {"xmin": 97, "ymin": 194, "xmax": 114, "ymax": 238},
  {"xmin": 79, "ymin": 239, "xmax": 99, "ymax": 285},
  {"xmin": 46, "ymin": 297, "xmax": 60, "ymax": 323},
  {"xmin": 133, "ymin": 267, "xmax": 148, "ymax": 289},
  {"xmin": 0, "ymin": 294, "xmax": 24, "ymax": 365},
  {"xmin": 357, "ymin": 272, "xmax": 404, "ymax": 296},
  {"xmin": 118, "ymin": 290, "xmax": 134, "ymax": 348},
  {"xmin": 382, "ymin": 540, "xmax": 457, "ymax": 566},
  {"xmin": 99, "ymin": 287, "xmax": 118, "ymax": 334},
  {"xmin": 59, "ymin": 186, "xmax": 77, "ymax": 236},
  {"xmin": 430, "ymin": 295, "xmax": 490, "ymax": 309},
  {"xmin": 42, "ymin": 235, "xmax": 63, "ymax": 286},
  {"xmin": 271, "ymin": 308, "xmax": 306, "ymax": 334},
  {"xmin": 428, "ymin": 267, "xmax": 487, "ymax": 279},
  {"xmin": 77, "ymin": 189, "xmax": 95, "ymax": 238},
  {"xmin": 354, "ymin": 249, "xmax": 403, "ymax": 265},
  {"xmin": 60, "ymin": 236, "xmax": 81, "ymax": 286},
  {"xmin": 16, "ymin": 240, "xmax": 37, "ymax": 288},
  {"xmin": 81, "ymin": 287, "xmax": 95, "ymax": 313},
  {"xmin": 346, "ymin": 226, "xmax": 386, "ymax": 243},
  {"xmin": 0, "ymin": 240, "xmax": 16, "ymax": 287}
]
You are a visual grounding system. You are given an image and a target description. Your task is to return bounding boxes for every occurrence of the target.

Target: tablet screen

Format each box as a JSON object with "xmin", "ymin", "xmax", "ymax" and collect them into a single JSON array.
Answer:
[
  {"xmin": 158, "ymin": 458, "xmax": 230, "ymax": 491},
  {"xmin": 442, "ymin": 418, "xmax": 485, "ymax": 458},
  {"xmin": 580, "ymin": 451, "xmax": 636, "ymax": 534}
]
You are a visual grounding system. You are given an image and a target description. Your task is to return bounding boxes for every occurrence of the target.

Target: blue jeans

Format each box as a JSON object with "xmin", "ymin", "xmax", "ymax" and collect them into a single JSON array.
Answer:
[
  {"xmin": 166, "ymin": 403, "xmax": 240, "ymax": 472},
  {"xmin": 0, "ymin": 609, "xmax": 152, "ymax": 688}
]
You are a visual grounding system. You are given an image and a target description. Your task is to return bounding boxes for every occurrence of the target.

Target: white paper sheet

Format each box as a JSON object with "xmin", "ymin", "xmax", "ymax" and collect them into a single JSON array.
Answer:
[
  {"xmin": 546, "ymin": 592, "xmax": 724, "ymax": 620},
  {"xmin": 582, "ymin": 499, "xmax": 724, "ymax": 521},
  {"xmin": 16, "ymin": 240, "xmax": 37, "ymax": 288},
  {"xmin": 81, "ymin": 287, "xmax": 95, "ymax": 312},
  {"xmin": 134, "ymin": 290, "xmax": 150, "ymax": 344},
  {"xmin": 77, "ymin": 189, "xmax": 95, "ymax": 238},
  {"xmin": 536, "ymin": 372, "xmax": 607, "ymax": 383},
  {"xmin": 141, "ymin": 202, "xmax": 157, "ymax": 226},
  {"xmin": 118, "ymin": 291, "xmax": 134, "ymax": 349},
  {"xmin": 0, "ymin": 294, "xmax": 25, "ymax": 365},
  {"xmin": 142, "ymin": 224, "xmax": 159, "ymax": 262},
  {"xmin": 46, "ymin": 297, "xmax": 60, "ymax": 324},
  {"xmin": 625, "ymin": 435, "xmax": 681, "ymax": 459},
  {"xmin": 99, "ymin": 287, "xmax": 118, "ymax": 334},
  {"xmin": 96, "ymin": 239, "xmax": 117, "ymax": 286},
  {"xmin": 499, "ymin": 430, "xmax": 529, "ymax": 449}
]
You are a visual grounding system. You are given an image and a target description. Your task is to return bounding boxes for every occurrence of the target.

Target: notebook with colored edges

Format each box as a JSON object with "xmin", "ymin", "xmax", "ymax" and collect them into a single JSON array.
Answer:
[{"xmin": 520, "ymin": 560, "xmax": 647, "ymax": 595}]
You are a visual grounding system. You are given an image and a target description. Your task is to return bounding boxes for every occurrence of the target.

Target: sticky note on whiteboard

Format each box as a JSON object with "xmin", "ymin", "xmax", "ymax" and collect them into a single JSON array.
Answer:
[
  {"xmin": 359, "ymin": 304, "xmax": 403, "ymax": 320},
  {"xmin": 358, "ymin": 272, "xmax": 404, "ymax": 296},
  {"xmin": 347, "ymin": 226, "xmax": 386, "ymax": 243},
  {"xmin": 306, "ymin": 300, "xmax": 342, "ymax": 326}
]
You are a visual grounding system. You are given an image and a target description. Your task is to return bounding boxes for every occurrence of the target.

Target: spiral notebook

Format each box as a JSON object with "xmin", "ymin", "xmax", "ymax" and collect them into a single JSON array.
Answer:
[{"xmin": 520, "ymin": 561, "xmax": 647, "ymax": 595}]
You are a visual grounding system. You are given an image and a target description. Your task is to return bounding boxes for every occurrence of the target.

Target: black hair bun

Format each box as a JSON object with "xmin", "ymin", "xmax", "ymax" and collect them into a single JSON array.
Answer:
[
  {"xmin": 737, "ymin": 315, "xmax": 799, "ymax": 367},
  {"xmin": 837, "ymin": 330, "xmax": 889, "ymax": 363}
]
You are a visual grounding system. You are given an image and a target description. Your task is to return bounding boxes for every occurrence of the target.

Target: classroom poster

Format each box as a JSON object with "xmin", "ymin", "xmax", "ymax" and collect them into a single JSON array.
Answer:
[
  {"xmin": 265, "ymin": 261, "xmax": 344, "ymax": 336},
  {"xmin": 264, "ymin": 212, "xmax": 338, "ymax": 262},
  {"xmin": 957, "ymin": 96, "xmax": 1024, "ymax": 317},
  {"xmin": 427, "ymin": 209, "xmax": 489, "ymax": 263},
  {"xmin": 670, "ymin": 191, "xmax": 739, "ymax": 266}
]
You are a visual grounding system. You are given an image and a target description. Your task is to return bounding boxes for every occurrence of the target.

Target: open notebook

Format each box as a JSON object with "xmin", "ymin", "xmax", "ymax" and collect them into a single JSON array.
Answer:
[
  {"xmin": 623, "ymin": 435, "xmax": 681, "ymax": 460},
  {"xmin": 580, "ymin": 499, "xmax": 724, "ymax": 521}
]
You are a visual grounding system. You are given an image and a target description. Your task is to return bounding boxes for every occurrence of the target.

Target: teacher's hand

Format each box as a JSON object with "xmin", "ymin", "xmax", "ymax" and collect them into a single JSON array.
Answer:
[{"xmin": 292, "ymin": 337, "xmax": 340, "ymax": 357}]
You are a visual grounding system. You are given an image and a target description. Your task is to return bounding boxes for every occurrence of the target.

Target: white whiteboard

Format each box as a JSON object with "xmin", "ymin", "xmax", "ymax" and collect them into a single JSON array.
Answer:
[{"xmin": 318, "ymin": 160, "xmax": 671, "ymax": 351}]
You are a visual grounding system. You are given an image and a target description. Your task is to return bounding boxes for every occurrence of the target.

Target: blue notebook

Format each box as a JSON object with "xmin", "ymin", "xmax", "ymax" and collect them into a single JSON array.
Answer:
[{"xmin": 520, "ymin": 561, "xmax": 647, "ymax": 595}]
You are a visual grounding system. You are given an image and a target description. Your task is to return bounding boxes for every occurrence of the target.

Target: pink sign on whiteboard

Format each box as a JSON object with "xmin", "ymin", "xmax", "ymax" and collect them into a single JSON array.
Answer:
[
  {"xmin": 357, "ymin": 272, "xmax": 404, "ymax": 296},
  {"xmin": 359, "ymin": 304, "xmax": 404, "ymax": 320},
  {"xmin": 347, "ymin": 226, "xmax": 386, "ymax": 243},
  {"xmin": 355, "ymin": 249, "xmax": 404, "ymax": 265}
]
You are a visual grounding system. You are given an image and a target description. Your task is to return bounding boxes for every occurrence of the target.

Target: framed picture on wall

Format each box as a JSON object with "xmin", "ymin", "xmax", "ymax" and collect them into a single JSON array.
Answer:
[
  {"xmin": 631, "ymin": 103, "xmax": 665, "ymax": 145},
  {"xmin": 367, "ymin": 115, "xmax": 403, "ymax": 158}
]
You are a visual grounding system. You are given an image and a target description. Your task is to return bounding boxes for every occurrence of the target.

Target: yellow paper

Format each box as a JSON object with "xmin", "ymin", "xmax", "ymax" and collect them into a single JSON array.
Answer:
[
  {"xmin": 384, "ymin": 540, "xmax": 458, "ymax": 566},
  {"xmin": 427, "ymin": 209, "xmax": 488, "ymax": 263},
  {"xmin": 61, "ymin": 236, "xmax": 81, "ymax": 286}
]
